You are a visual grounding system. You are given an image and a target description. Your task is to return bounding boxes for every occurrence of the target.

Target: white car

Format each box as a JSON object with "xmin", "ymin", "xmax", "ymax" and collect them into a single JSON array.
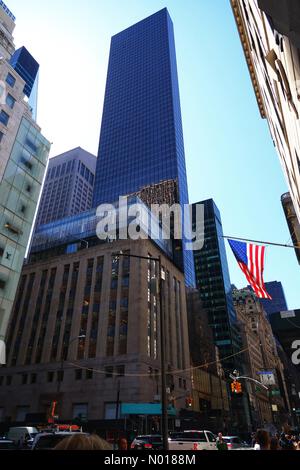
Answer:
[
  {"xmin": 32, "ymin": 432, "xmax": 88, "ymax": 450},
  {"xmin": 168, "ymin": 430, "xmax": 217, "ymax": 450},
  {"xmin": 7, "ymin": 426, "xmax": 38, "ymax": 448}
]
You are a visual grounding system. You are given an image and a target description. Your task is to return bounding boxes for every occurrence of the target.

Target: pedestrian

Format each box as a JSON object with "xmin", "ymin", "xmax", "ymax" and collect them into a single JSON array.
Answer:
[
  {"xmin": 118, "ymin": 437, "xmax": 128, "ymax": 450},
  {"xmin": 216, "ymin": 432, "xmax": 228, "ymax": 450},
  {"xmin": 279, "ymin": 432, "xmax": 296, "ymax": 450},
  {"xmin": 54, "ymin": 433, "xmax": 112, "ymax": 450},
  {"xmin": 254, "ymin": 429, "xmax": 270, "ymax": 450},
  {"xmin": 270, "ymin": 437, "xmax": 280, "ymax": 450}
]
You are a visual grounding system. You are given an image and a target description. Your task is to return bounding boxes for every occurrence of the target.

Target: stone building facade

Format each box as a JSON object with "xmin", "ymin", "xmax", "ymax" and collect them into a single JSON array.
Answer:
[
  {"xmin": 0, "ymin": 238, "xmax": 191, "ymax": 427},
  {"xmin": 233, "ymin": 287, "xmax": 290, "ymax": 429}
]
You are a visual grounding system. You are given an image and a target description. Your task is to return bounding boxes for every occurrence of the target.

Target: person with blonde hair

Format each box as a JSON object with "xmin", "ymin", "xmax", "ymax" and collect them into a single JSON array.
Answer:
[{"xmin": 54, "ymin": 433, "xmax": 112, "ymax": 450}]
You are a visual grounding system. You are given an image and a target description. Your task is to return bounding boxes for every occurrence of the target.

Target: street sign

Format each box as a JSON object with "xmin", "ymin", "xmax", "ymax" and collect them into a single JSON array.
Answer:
[
  {"xmin": 280, "ymin": 310, "xmax": 296, "ymax": 319},
  {"xmin": 258, "ymin": 371, "xmax": 275, "ymax": 385},
  {"xmin": 270, "ymin": 390, "xmax": 281, "ymax": 396}
]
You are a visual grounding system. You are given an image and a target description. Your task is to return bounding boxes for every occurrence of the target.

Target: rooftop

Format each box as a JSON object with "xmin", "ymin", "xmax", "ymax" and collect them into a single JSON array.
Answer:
[{"xmin": 0, "ymin": 0, "xmax": 15, "ymax": 21}]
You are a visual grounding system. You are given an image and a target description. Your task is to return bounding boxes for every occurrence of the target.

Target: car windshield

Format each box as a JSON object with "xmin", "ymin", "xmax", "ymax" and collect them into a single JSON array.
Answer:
[
  {"xmin": 170, "ymin": 432, "xmax": 206, "ymax": 441},
  {"xmin": 35, "ymin": 435, "xmax": 70, "ymax": 449},
  {"xmin": 224, "ymin": 437, "xmax": 243, "ymax": 444},
  {"xmin": 149, "ymin": 436, "xmax": 162, "ymax": 443},
  {"xmin": 206, "ymin": 432, "xmax": 216, "ymax": 442},
  {"xmin": 136, "ymin": 435, "xmax": 162, "ymax": 443}
]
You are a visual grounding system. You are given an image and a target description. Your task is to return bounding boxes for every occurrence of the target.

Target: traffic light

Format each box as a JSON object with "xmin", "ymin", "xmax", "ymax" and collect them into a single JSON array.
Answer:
[
  {"xmin": 185, "ymin": 397, "xmax": 192, "ymax": 408},
  {"xmin": 231, "ymin": 381, "xmax": 242, "ymax": 394}
]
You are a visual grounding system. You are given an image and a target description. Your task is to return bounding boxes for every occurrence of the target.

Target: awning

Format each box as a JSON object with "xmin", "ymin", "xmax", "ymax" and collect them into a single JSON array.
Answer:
[{"xmin": 120, "ymin": 403, "xmax": 176, "ymax": 416}]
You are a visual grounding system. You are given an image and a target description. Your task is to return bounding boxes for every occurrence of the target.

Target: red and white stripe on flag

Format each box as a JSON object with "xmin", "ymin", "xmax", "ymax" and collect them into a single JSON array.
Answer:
[{"xmin": 238, "ymin": 244, "xmax": 271, "ymax": 299}]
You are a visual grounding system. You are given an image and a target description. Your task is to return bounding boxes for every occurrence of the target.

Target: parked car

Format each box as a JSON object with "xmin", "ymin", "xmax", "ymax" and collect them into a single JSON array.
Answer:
[
  {"xmin": 0, "ymin": 439, "xmax": 16, "ymax": 450},
  {"xmin": 130, "ymin": 435, "xmax": 163, "ymax": 450},
  {"xmin": 7, "ymin": 427, "xmax": 38, "ymax": 448},
  {"xmin": 32, "ymin": 432, "xmax": 88, "ymax": 450},
  {"xmin": 168, "ymin": 430, "xmax": 217, "ymax": 450},
  {"xmin": 222, "ymin": 436, "xmax": 250, "ymax": 450}
]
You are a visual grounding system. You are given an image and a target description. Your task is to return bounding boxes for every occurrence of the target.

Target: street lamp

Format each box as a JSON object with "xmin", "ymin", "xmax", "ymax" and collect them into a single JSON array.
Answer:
[{"xmin": 115, "ymin": 252, "xmax": 169, "ymax": 450}]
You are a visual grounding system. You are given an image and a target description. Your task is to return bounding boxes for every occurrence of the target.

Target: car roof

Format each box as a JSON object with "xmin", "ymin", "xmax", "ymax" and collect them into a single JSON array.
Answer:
[
  {"xmin": 37, "ymin": 432, "xmax": 86, "ymax": 437},
  {"xmin": 183, "ymin": 430, "xmax": 211, "ymax": 433},
  {"xmin": 135, "ymin": 435, "xmax": 162, "ymax": 438}
]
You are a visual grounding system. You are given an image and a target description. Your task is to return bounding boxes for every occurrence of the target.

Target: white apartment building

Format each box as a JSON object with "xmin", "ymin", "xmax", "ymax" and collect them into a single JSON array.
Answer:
[{"xmin": 231, "ymin": 0, "xmax": 300, "ymax": 223}]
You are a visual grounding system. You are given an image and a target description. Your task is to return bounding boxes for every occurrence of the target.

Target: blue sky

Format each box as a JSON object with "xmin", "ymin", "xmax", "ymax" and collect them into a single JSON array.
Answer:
[{"xmin": 8, "ymin": 0, "xmax": 300, "ymax": 308}]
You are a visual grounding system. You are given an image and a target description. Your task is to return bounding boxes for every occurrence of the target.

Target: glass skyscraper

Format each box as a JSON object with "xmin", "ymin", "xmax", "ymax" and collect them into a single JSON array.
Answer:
[
  {"xmin": 192, "ymin": 199, "xmax": 252, "ymax": 431},
  {"xmin": 9, "ymin": 46, "xmax": 39, "ymax": 120},
  {"xmin": 92, "ymin": 8, "xmax": 195, "ymax": 286},
  {"xmin": 250, "ymin": 281, "xmax": 288, "ymax": 317},
  {"xmin": 192, "ymin": 199, "xmax": 241, "ymax": 366}
]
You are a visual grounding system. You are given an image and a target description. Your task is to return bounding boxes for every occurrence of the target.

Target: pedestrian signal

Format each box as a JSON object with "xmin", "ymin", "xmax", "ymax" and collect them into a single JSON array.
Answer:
[{"xmin": 231, "ymin": 381, "xmax": 242, "ymax": 394}]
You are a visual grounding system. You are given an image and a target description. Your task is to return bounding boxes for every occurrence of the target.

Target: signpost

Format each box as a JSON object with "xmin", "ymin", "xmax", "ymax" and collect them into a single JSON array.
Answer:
[{"xmin": 258, "ymin": 371, "xmax": 275, "ymax": 386}]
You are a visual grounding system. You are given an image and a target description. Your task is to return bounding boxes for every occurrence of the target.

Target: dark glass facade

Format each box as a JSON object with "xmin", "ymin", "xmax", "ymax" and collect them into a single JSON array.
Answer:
[
  {"xmin": 252, "ymin": 281, "xmax": 288, "ymax": 316},
  {"xmin": 192, "ymin": 199, "xmax": 240, "ymax": 366},
  {"xmin": 9, "ymin": 46, "xmax": 39, "ymax": 98},
  {"xmin": 269, "ymin": 310, "xmax": 300, "ymax": 372},
  {"xmin": 92, "ymin": 8, "xmax": 194, "ymax": 286}
]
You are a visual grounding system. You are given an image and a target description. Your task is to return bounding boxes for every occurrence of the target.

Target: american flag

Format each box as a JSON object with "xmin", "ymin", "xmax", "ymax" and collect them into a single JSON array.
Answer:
[{"xmin": 228, "ymin": 239, "xmax": 272, "ymax": 299}]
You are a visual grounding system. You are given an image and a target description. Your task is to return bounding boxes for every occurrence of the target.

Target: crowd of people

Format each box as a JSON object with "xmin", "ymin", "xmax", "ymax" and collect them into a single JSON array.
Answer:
[
  {"xmin": 252, "ymin": 429, "xmax": 300, "ymax": 451},
  {"xmin": 56, "ymin": 430, "xmax": 300, "ymax": 451},
  {"xmin": 216, "ymin": 429, "xmax": 300, "ymax": 450}
]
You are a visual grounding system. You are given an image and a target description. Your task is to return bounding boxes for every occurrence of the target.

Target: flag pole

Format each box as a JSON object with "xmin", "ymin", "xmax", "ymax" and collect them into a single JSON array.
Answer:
[{"xmin": 222, "ymin": 235, "xmax": 300, "ymax": 250}]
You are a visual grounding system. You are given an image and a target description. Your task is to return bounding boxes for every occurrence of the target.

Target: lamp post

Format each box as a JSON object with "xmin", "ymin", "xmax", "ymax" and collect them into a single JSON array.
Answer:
[{"xmin": 115, "ymin": 252, "xmax": 169, "ymax": 450}]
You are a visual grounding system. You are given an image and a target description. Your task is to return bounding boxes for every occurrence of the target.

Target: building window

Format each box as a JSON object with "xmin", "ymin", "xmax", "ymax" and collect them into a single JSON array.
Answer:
[
  {"xmin": 116, "ymin": 365, "xmax": 125, "ymax": 377},
  {"xmin": 30, "ymin": 374, "xmax": 37, "ymax": 384},
  {"xmin": 6, "ymin": 94, "xmax": 15, "ymax": 109},
  {"xmin": 88, "ymin": 266, "xmax": 102, "ymax": 357},
  {"xmin": 75, "ymin": 369, "xmax": 82, "ymax": 380},
  {"xmin": 11, "ymin": 273, "xmax": 35, "ymax": 366},
  {"xmin": 106, "ymin": 255, "xmax": 119, "ymax": 356},
  {"xmin": 16, "ymin": 406, "xmax": 29, "ymax": 422},
  {"xmin": 72, "ymin": 403, "xmax": 88, "ymax": 421},
  {"xmin": 62, "ymin": 262, "xmax": 80, "ymax": 360},
  {"xmin": 21, "ymin": 374, "xmax": 28, "ymax": 385},
  {"xmin": 47, "ymin": 371, "xmax": 54, "ymax": 383},
  {"xmin": 6, "ymin": 73, "xmax": 16, "ymax": 87},
  {"xmin": 77, "ymin": 259, "xmax": 94, "ymax": 360},
  {"xmin": 0, "ymin": 110, "xmax": 9, "ymax": 126},
  {"xmin": 105, "ymin": 366, "xmax": 113, "ymax": 378},
  {"xmin": 35, "ymin": 268, "xmax": 57, "ymax": 363},
  {"xmin": 57, "ymin": 370, "xmax": 64, "ymax": 382},
  {"xmin": 86, "ymin": 368, "xmax": 93, "ymax": 380},
  {"xmin": 20, "ymin": 155, "xmax": 33, "ymax": 171},
  {"xmin": 104, "ymin": 403, "xmax": 120, "ymax": 420},
  {"xmin": 6, "ymin": 376, "xmax": 12, "ymax": 386}
]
